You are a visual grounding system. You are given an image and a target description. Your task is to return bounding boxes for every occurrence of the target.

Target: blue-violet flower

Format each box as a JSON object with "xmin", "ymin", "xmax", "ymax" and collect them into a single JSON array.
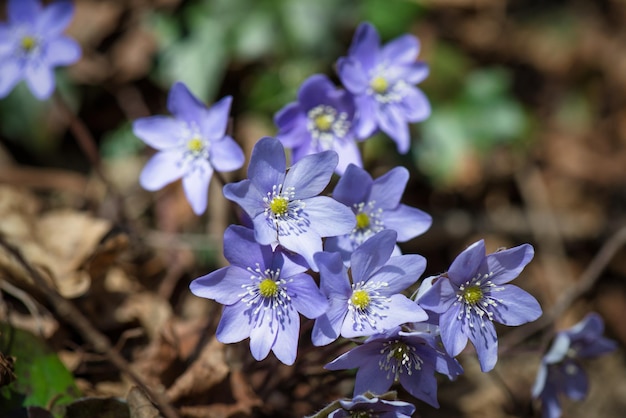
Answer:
[
  {"xmin": 325, "ymin": 163, "xmax": 431, "ymax": 264},
  {"xmin": 419, "ymin": 239, "xmax": 541, "ymax": 372},
  {"xmin": 275, "ymin": 74, "xmax": 358, "ymax": 174},
  {"xmin": 532, "ymin": 312, "xmax": 617, "ymax": 418},
  {"xmin": 223, "ymin": 136, "xmax": 355, "ymax": 271},
  {"xmin": 337, "ymin": 22, "xmax": 430, "ymax": 153},
  {"xmin": 312, "ymin": 229, "xmax": 428, "ymax": 346},
  {"xmin": 320, "ymin": 394, "xmax": 416, "ymax": 418},
  {"xmin": 133, "ymin": 82, "xmax": 244, "ymax": 215},
  {"xmin": 325, "ymin": 327, "xmax": 463, "ymax": 408},
  {"xmin": 0, "ymin": 0, "xmax": 81, "ymax": 99},
  {"xmin": 189, "ymin": 225, "xmax": 328, "ymax": 365}
]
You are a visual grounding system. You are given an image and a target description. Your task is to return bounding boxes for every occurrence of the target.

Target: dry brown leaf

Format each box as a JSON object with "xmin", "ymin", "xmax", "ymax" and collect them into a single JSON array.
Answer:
[{"xmin": 127, "ymin": 386, "xmax": 164, "ymax": 418}]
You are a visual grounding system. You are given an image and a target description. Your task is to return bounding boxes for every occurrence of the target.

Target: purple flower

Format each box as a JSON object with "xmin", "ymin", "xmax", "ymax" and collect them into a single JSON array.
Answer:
[
  {"xmin": 337, "ymin": 22, "xmax": 430, "ymax": 153},
  {"xmin": 325, "ymin": 164, "xmax": 431, "ymax": 264},
  {"xmin": 325, "ymin": 327, "xmax": 463, "ymax": 408},
  {"xmin": 532, "ymin": 313, "xmax": 617, "ymax": 418},
  {"xmin": 418, "ymin": 240, "xmax": 541, "ymax": 372},
  {"xmin": 0, "ymin": 0, "xmax": 81, "ymax": 99},
  {"xmin": 223, "ymin": 137, "xmax": 355, "ymax": 271},
  {"xmin": 319, "ymin": 394, "xmax": 416, "ymax": 418},
  {"xmin": 312, "ymin": 230, "xmax": 428, "ymax": 346},
  {"xmin": 189, "ymin": 225, "xmax": 328, "ymax": 365},
  {"xmin": 275, "ymin": 74, "xmax": 359, "ymax": 174},
  {"xmin": 133, "ymin": 82, "xmax": 244, "ymax": 215}
]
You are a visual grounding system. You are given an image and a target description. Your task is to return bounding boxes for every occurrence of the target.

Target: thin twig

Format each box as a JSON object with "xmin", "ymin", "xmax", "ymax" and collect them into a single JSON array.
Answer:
[
  {"xmin": 501, "ymin": 225, "xmax": 626, "ymax": 351},
  {"xmin": 0, "ymin": 236, "xmax": 179, "ymax": 418}
]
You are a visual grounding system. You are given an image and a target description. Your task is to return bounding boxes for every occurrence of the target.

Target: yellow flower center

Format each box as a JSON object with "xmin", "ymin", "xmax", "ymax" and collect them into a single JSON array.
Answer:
[
  {"xmin": 258, "ymin": 278, "xmax": 279, "ymax": 298},
  {"xmin": 314, "ymin": 114, "xmax": 334, "ymax": 132},
  {"xmin": 355, "ymin": 212, "xmax": 370, "ymax": 230},
  {"xmin": 187, "ymin": 137, "xmax": 204, "ymax": 154},
  {"xmin": 370, "ymin": 76, "xmax": 389, "ymax": 94},
  {"xmin": 269, "ymin": 196, "xmax": 289, "ymax": 217},
  {"xmin": 350, "ymin": 289, "xmax": 371, "ymax": 309},
  {"xmin": 462, "ymin": 285, "xmax": 483, "ymax": 305},
  {"xmin": 21, "ymin": 36, "xmax": 37, "ymax": 52}
]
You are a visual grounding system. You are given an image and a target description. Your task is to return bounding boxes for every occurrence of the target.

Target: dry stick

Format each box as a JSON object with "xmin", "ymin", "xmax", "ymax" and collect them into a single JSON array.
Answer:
[
  {"xmin": 501, "ymin": 225, "xmax": 626, "ymax": 352},
  {"xmin": 0, "ymin": 237, "xmax": 179, "ymax": 418}
]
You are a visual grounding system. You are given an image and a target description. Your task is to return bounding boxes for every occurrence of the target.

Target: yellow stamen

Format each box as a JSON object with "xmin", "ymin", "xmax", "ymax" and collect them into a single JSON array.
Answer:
[
  {"xmin": 187, "ymin": 137, "xmax": 204, "ymax": 153},
  {"xmin": 462, "ymin": 285, "xmax": 483, "ymax": 305},
  {"xmin": 269, "ymin": 196, "xmax": 289, "ymax": 217},
  {"xmin": 258, "ymin": 278, "xmax": 279, "ymax": 298},
  {"xmin": 370, "ymin": 76, "xmax": 388, "ymax": 94},
  {"xmin": 355, "ymin": 212, "xmax": 370, "ymax": 230},
  {"xmin": 21, "ymin": 36, "xmax": 37, "ymax": 52},
  {"xmin": 314, "ymin": 114, "xmax": 333, "ymax": 132},
  {"xmin": 351, "ymin": 289, "xmax": 371, "ymax": 309}
]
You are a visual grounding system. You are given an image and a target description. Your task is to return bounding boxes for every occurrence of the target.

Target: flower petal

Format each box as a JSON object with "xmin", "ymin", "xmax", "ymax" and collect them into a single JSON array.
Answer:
[
  {"xmin": 337, "ymin": 57, "xmax": 368, "ymax": 94},
  {"xmin": 490, "ymin": 285, "xmax": 542, "ymax": 326},
  {"xmin": 369, "ymin": 166, "xmax": 409, "ymax": 209},
  {"xmin": 401, "ymin": 62, "xmax": 430, "ymax": 84},
  {"xmin": 448, "ymin": 240, "xmax": 485, "ymax": 285},
  {"xmin": 139, "ymin": 151, "xmax": 185, "ymax": 191},
  {"xmin": 0, "ymin": 60, "xmax": 22, "ymax": 99},
  {"xmin": 398, "ymin": 362, "xmax": 439, "ymax": 408},
  {"xmin": 8, "ymin": 0, "xmax": 40, "ymax": 25},
  {"xmin": 223, "ymin": 179, "xmax": 264, "ymax": 220},
  {"xmin": 297, "ymin": 74, "xmax": 335, "ymax": 111},
  {"xmin": 247, "ymin": 137, "xmax": 286, "ymax": 194},
  {"xmin": 369, "ymin": 254, "xmax": 425, "ymax": 294},
  {"xmin": 283, "ymin": 150, "xmax": 337, "ymax": 199},
  {"xmin": 332, "ymin": 138, "xmax": 362, "ymax": 175},
  {"xmin": 36, "ymin": 1, "xmax": 74, "ymax": 36},
  {"xmin": 303, "ymin": 196, "xmax": 356, "ymax": 238},
  {"xmin": 132, "ymin": 116, "xmax": 186, "ymax": 150},
  {"xmin": 44, "ymin": 36, "xmax": 81, "ymax": 66},
  {"xmin": 25, "ymin": 64, "xmax": 55, "ymax": 99},
  {"xmin": 167, "ymin": 82, "xmax": 206, "ymax": 125},
  {"xmin": 311, "ymin": 298, "xmax": 346, "ymax": 346},
  {"xmin": 210, "ymin": 135, "xmax": 245, "ymax": 172},
  {"xmin": 468, "ymin": 319, "xmax": 498, "ymax": 372},
  {"xmin": 288, "ymin": 273, "xmax": 328, "ymax": 319},
  {"xmin": 190, "ymin": 266, "xmax": 249, "ymax": 305},
  {"xmin": 483, "ymin": 243, "xmax": 534, "ymax": 284},
  {"xmin": 249, "ymin": 311, "xmax": 279, "ymax": 361},
  {"xmin": 401, "ymin": 86, "xmax": 431, "ymax": 122},
  {"xmin": 353, "ymin": 357, "xmax": 394, "ymax": 397},
  {"xmin": 382, "ymin": 204, "xmax": 432, "ymax": 241},
  {"xmin": 271, "ymin": 311, "xmax": 300, "ymax": 365},
  {"xmin": 417, "ymin": 276, "xmax": 457, "ymax": 313},
  {"xmin": 353, "ymin": 95, "xmax": 378, "ymax": 139},
  {"xmin": 279, "ymin": 229, "xmax": 322, "ymax": 271},
  {"xmin": 439, "ymin": 307, "xmax": 469, "ymax": 357},
  {"xmin": 182, "ymin": 164, "xmax": 212, "ymax": 215},
  {"xmin": 350, "ymin": 230, "xmax": 397, "ymax": 282},
  {"xmin": 347, "ymin": 23, "xmax": 380, "ymax": 72},
  {"xmin": 333, "ymin": 164, "xmax": 372, "ymax": 206},
  {"xmin": 380, "ymin": 34, "xmax": 419, "ymax": 66},
  {"xmin": 222, "ymin": 225, "xmax": 269, "ymax": 268},
  {"xmin": 378, "ymin": 104, "xmax": 410, "ymax": 153},
  {"xmin": 378, "ymin": 294, "xmax": 428, "ymax": 329},
  {"xmin": 216, "ymin": 303, "xmax": 253, "ymax": 343},
  {"xmin": 199, "ymin": 95, "xmax": 231, "ymax": 141}
]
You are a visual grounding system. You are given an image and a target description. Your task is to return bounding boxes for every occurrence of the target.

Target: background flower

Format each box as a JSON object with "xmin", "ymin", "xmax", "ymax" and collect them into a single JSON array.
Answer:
[
  {"xmin": 133, "ymin": 82, "xmax": 244, "ymax": 215},
  {"xmin": 0, "ymin": 0, "xmax": 81, "ymax": 99},
  {"xmin": 275, "ymin": 74, "xmax": 358, "ymax": 174},
  {"xmin": 337, "ymin": 22, "xmax": 430, "ymax": 153}
]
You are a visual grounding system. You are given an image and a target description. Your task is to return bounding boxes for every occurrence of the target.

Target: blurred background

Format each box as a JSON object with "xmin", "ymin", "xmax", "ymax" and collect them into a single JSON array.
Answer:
[{"xmin": 1, "ymin": 0, "xmax": 626, "ymax": 417}]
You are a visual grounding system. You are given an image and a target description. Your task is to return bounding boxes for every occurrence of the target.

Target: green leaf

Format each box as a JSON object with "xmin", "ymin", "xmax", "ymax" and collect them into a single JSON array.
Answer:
[{"xmin": 0, "ymin": 324, "xmax": 81, "ymax": 418}]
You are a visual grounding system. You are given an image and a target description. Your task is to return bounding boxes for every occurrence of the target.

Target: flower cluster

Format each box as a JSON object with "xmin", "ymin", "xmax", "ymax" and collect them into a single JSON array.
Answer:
[
  {"xmin": 181, "ymin": 22, "xmax": 548, "ymax": 413},
  {"xmin": 532, "ymin": 313, "xmax": 617, "ymax": 418},
  {"xmin": 275, "ymin": 22, "xmax": 431, "ymax": 173}
]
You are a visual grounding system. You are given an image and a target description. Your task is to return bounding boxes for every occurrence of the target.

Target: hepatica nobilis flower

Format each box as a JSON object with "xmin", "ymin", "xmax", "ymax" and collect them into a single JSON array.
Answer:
[
  {"xmin": 223, "ymin": 137, "xmax": 355, "ymax": 270},
  {"xmin": 314, "ymin": 394, "xmax": 416, "ymax": 418},
  {"xmin": 312, "ymin": 230, "xmax": 428, "ymax": 346},
  {"xmin": 189, "ymin": 225, "xmax": 327, "ymax": 365},
  {"xmin": 325, "ymin": 327, "xmax": 463, "ymax": 408},
  {"xmin": 337, "ymin": 22, "xmax": 430, "ymax": 153},
  {"xmin": 419, "ymin": 240, "xmax": 541, "ymax": 372},
  {"xmin": 275, "ymin": 74, "xmax": 358, "ymax": 174},
  {"xmin": 532, "ymin": 312, "xmax": 617, "ymax": 418},
  {"xmin": 325, "ymin": 164, "xmax": 431, "ymax": 264},
  {"xmin": 133, "ymin": 82, "xmax": 244, "ymax": 215},
  {"xmin": 0, "ymin": 0, "xmax": 81, "ymax": 99}
]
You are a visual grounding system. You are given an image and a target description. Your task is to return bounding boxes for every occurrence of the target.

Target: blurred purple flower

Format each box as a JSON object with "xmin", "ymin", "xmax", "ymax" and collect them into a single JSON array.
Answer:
[
  {"xmin": 312, "ymin": 230, "xmax": 428, "ymax": 346},
  {"xmin": 0, "ymin": 0, "xmax": 81, "ymax": 99},
  {"xmin": 325, "ymin": 327, "xmax": 463, "ymax": 408},
  {"xmin": 419, "ymin": 240, "xmax": 541, "ymax": 372},
  {"xmin": 321, "ymin": 394, "xmax": 416, "ymax": 418},
  {"xmin": 275, "ymin": 74, "xmax": 359, "ymax": 174},
  {"xmin": 337, "ymin": 22, "xmax": 430, "ymax": 153},
  {"xmin": 325, "ymin": 164, "xmax": 431, "ymax": 264},
  {"xmin": 532, "ymin": 312, "xmax": 617, "ymax": 418},
  {"xmin": 189, "ymin": 225, "xmax": 327, "ymax": 365},
  {"xmin": 223, "ymin": 137, "xmax": 355, "ymax": 270},
  {"xmin": 133, "ymin": 82, "xmax": 244, "ymax": 215}
]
